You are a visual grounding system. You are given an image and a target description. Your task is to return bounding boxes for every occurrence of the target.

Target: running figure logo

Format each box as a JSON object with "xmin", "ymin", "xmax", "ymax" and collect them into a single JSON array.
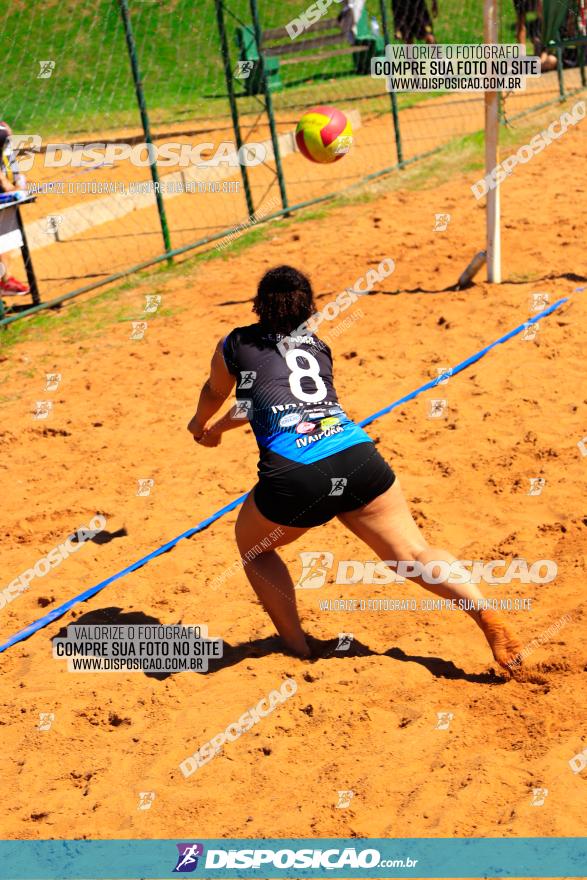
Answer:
[
  {"xmin": 144, "ymin": 294, "xmax": 162, "ymax": 314},
  {"xmin": 10, "ymin": 134, "xmax": 42, "ymax": 173},
  {"xmin": 234, "ymin": 60, "xmax": 255, "ymax": 79},
  {"xmin": 238, "ymin": 370, "xmax": 256, "ymax": 389},
  {"xmin": 137, "ymin": 478, "xmax": 155, "ymax": 497},
  {"xmin": 130, "ymin": 321, "xmax": 148, "ymax": 340},
  {"xmin": 138, "ymin": 791, "xmax": 156, "ymax": 811},
  {"xmin": 232, "ymin": 399, "xmax": 252, "ymax": 419},
  {"xmin": 334, "ymin": 135, "xmax": 353, "ymax": 155},
  {"xmin": 568, "ymin": 748, "xmax": 587, "ymax": 774},
  {"xmin": 528, "ymin": 477, "xmax": 545, "ymax": 496},
  {"xmin": 433, "ymin": 213, "xmax": 451, "ymax": 232},
  {"xmin": 428, "ymin": 399, "xmax": 448, "ymax": 419},
  {"xmin": 530, "ymin": 292, "xmax": 549, "ymax": 312},
  {"xmin": 45, "ymin": 372, "xmax": 62, "ymax": 391},
  {"xmin": 329, "ymin": 477, "xmax": 347, "ymax": 496},
  {"xmin": 435, "ymin": 366, "xmax": 452, "ymax": 386},
  {"xmin": 33, "ymin": 401, "xmax": 53, "ymax": 420},
  {"xmin": 295, "ymin": 552, "xmax": 334, "ymax": 589},
  {"xmin": 435, "ymin": 711, "xmax": 454, "ymax": 730},
  {"xmin": 37, "ymin": 712, "xmax": 55, "ymax": 731},
  {"xmin": 336, "ymin": 790, "xmax": 354, "ymax": 808},
  {"xmin": 173, "ymin": 843, "xmax": 204, "ymax": 873},
  {"xmin": 37, "ymin": 60, "xmax": 56, "ymax": 78},
  {"xmin": 336, "ymin": 633, "xmax": 354, "ymax": 651},
  {"xmin": 44, "ymin": 215, "xmax": 63, "ymax": 236}
]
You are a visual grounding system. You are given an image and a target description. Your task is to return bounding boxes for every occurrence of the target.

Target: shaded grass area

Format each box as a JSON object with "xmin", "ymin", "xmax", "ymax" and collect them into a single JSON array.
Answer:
[
  {"xmin": 0, "ymin": 281, "xmax": 180, "ymax": 356},
  {"xmin": 2, "ymin": 0, "xmax": 517, "ymax": 136}
]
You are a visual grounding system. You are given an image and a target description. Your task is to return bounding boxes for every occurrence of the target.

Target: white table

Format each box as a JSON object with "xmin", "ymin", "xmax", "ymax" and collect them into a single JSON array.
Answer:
[{"xmin": 0, "ymin": 194, "xmax": 40, "ymax": 305}]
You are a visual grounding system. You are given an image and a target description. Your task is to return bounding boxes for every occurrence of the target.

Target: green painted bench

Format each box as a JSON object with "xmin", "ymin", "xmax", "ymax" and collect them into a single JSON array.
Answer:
[{"xmin": 235, "ymin": 9, "xmax": 385, "ymax": 95}]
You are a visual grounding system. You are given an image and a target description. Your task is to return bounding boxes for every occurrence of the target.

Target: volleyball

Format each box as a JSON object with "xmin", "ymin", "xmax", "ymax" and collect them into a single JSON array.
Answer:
[{"xmin": 295, "ymin": 105, "xmax": 353, "ymax": 164}]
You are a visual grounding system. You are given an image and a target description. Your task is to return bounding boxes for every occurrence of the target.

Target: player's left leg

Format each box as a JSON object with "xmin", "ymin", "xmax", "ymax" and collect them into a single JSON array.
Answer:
[
  {"xmin": 235, "ymin": 491, "xmax": 311, "ymax": 657},
  {"xmin": 338, "ymin": 479, "xmax": 522, "ymax": 669}
]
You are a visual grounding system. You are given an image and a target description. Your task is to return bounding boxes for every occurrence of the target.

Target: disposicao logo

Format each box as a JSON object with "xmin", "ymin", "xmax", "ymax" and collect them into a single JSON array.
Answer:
[{"xmin": 173, "ymin": 843, "xmax": 204, "ymax": 873}]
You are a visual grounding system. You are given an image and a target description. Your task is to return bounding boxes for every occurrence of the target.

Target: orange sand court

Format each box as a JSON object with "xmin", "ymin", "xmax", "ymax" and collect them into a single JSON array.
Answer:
[{"xmin": 0, "ymin": 96, "xmax": 585, "ymax": 878}]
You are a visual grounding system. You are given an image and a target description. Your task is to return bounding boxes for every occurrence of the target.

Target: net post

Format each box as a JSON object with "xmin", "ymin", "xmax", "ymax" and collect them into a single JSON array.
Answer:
[
  {"xmin": 378, "ymin": 0, "xmax": 404, "ymax": 168},
  {"xmin": 484, "ymin": 0, "xmax": 501, "ymax": 283},
  {"xmin": 117, "ymin": 0, "xmax": 173, "ymax": 263}
]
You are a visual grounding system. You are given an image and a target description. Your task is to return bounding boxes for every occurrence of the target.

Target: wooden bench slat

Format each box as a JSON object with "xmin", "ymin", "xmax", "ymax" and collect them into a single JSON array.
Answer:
[
  {"xmin": 280, "ymin": 45, "xmax": 369, "ymax": 65},
  {"xmin": 262, "ymin": 17, "xmax": 340, "ymax": 41},
  {"xmin": 265, "ymin": 32, "xmax": 354, "ymax": 56}
]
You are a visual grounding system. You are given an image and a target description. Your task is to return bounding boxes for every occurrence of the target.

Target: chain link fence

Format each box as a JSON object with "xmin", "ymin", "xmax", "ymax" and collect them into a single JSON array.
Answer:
[{"xmin": 0, "ymin": 0, "xmax": 584, "ymax": 321}]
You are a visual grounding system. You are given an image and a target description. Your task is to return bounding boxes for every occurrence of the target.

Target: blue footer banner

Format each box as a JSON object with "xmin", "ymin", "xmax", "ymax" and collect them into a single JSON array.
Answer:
[{"xmin": 0, "ymin": 838, "xmax": 585, "ymax": 879}]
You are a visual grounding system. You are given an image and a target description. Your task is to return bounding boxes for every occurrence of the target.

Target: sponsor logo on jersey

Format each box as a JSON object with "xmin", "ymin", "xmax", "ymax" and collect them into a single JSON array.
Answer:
[
  {"xmin": 279, "ymin": 412, "xmax": 302, "ymax": 428},
  {"xmin": 308, "ymin": 410, "xmax": 326, "ymax": 419},
  {"xmin": 295, "ymin": 425, "xmax": 344, "ymax": 447},
  {"xmin": 281, "ymin": 335, "xmax": 315, "ymax": 346},
  {"xmin": 320, "ymin": 416, "xmax": 340, "ymax": 429},
  {"xmin": 271, "ymin": 400, "xmax": 337, "ymax": 414},
  {"xmin": 329, "ymin": 406, "xmax": 343, "ymax": 415},
  {"xmin": 296, "ymin": 421, "xmax": 316, "ymax": 434}
]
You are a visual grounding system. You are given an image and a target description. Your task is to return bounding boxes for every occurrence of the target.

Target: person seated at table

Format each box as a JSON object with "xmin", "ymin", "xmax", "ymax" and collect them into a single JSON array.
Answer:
[{"xmin": 0, "ymin": 121, "xmax": 30, "ymax": 295}]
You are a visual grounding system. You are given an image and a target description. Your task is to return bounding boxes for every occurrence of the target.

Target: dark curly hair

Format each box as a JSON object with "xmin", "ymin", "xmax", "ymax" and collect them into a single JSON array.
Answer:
[{"xmin": 253, "ymin": 265, "xmax": 316, "ymax": 334}]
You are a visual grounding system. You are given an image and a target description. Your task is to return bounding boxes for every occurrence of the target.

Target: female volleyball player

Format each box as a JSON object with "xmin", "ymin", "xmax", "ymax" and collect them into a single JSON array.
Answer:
[{"xmin": 187, "ymin": 266, "xmax": 521, "ymax": 670}]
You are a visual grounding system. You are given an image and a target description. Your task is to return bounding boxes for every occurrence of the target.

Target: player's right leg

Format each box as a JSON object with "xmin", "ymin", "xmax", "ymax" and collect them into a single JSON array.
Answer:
[
  {"xmin": 235, "ymin": 491, "xmax": 311, "ymax": 657},
  {"xmin": 337, "ymin": 479, "xmax": 522, "ymax": 670}
]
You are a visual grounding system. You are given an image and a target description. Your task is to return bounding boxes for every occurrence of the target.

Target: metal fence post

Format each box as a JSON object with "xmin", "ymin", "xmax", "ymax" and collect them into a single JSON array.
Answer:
[
  {"xmin": 16, "ymin": 206, "xmax": 41, "ymax": 305},
  {"xmin": 378, "ymin": 0, "xmax": 404, "ymax": 167},
  {"xmin": 249, "ymin": 0, "xmax": 289, "ymax": 212},
  {"xmin": 118, "ymin": 0, "xmax": 172, "ymax": 261},
  {"xmin": 214, "ymin": 0, "xmax": 256, "ymax": 218}
]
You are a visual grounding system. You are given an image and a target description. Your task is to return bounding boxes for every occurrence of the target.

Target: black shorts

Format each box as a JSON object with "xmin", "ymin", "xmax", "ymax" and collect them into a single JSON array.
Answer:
[{"xmin": 253, "ymin": 441, "xmax": 396, "ymax": 528}]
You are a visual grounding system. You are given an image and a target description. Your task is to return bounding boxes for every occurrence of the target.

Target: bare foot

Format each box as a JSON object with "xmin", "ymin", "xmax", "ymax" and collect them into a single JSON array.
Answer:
[
  {"xmin": 282, "ymin": 636, "xmax": 311, "ymax": 659},
  {"xmin": 540, "ymin": 52, "xmax": 558, "ymax": 72},
  {"xmin": 477, "ymin": 610, "xmax": 522, "ymax": 671}
]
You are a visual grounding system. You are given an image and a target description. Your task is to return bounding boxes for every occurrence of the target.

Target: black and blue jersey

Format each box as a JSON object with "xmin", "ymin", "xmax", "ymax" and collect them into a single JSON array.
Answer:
[{"xmin": 222, "ymin": 324, "xmax": 372, "ymax": 472}]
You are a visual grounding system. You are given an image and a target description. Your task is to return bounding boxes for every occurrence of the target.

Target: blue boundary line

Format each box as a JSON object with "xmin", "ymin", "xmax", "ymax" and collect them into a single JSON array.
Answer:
[{"xmin": 0, "ymin": 293, "xmax": 578, "ymax": 654}]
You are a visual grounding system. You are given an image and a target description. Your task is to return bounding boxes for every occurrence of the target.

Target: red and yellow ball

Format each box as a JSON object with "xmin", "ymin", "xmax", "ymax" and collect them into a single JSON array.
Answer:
[{"xmin": 295, "ymin": 105, "xmax": 353, "ymax": 164}]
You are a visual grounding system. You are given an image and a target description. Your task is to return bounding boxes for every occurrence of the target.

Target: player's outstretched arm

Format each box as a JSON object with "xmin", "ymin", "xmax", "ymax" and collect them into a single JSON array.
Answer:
[
  {"xmin": 196, "ymin": 404, "xmax": 251, "ymax": 447},
  {"xmin": 187, "ymin": 337, "xmax": 235, "ymax": 441}
]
